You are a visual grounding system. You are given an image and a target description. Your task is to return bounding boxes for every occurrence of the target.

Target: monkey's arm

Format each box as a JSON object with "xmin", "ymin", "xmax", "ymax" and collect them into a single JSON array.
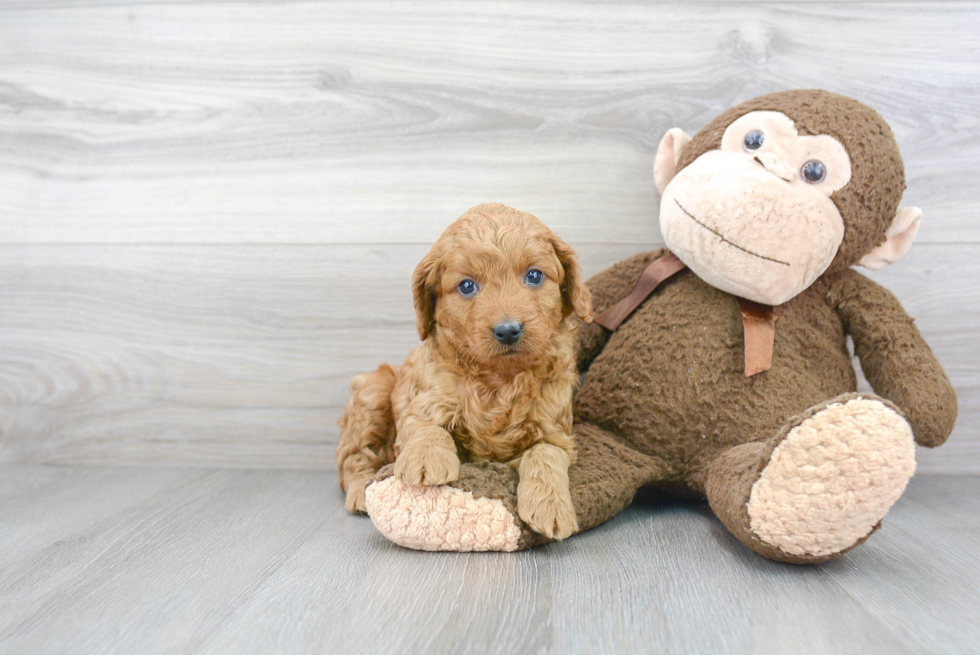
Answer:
[
  {"xmin": 576, "ymin": 249, "xmax": 667, "ymax": 372},
  {"xmin": 827, "ymin": 269, "xmax": 957, "ymax": 447}
]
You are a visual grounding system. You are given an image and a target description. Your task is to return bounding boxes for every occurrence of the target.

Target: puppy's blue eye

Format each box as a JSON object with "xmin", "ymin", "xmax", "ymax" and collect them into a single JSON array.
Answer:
[
  {"xmin": 524, "ymin": 269, "xmax": 544, "ymax": 287},
  {"xmin": 457, "ymin": 279, "xmax": 478, "ymax": 297},
  {"xmin": 743, "ymin": 130, "xmax": 765, "ymax": 151}
]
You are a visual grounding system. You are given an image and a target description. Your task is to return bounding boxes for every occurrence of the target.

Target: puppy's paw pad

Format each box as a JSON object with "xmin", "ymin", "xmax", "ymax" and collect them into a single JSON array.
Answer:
[
  {"xmin": 518, "ymin": 481, "xmax": 578, "ymax": 540},
  {"xmin": 394, "ymin": 445, "xmax": 460, "ymax": 486},
  {"xmin": 364, "ymin": 477, "xmax": 521, "ymax": 551}
]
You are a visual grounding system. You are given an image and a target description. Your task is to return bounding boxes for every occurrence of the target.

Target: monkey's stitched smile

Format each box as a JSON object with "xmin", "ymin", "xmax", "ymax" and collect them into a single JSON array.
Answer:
[{"xmin": 674, "ymin": 199, "xmax": 790, "ymax": 267}]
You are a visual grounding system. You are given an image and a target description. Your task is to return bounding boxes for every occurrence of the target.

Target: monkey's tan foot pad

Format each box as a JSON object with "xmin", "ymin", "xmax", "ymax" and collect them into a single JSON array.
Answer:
[
  {"xmin": 748, "ymin": 396, "xmax": 916, "ymax": 558},
  {"xmin": 364, "ymin": 476, "xmax": 522, "ymax": 552}
]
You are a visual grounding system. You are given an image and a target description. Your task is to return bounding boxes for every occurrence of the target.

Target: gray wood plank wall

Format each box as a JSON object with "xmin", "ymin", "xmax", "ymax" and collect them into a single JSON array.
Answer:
[{"xmin": 1, "ymin": 1, "xmax": 977, "ymax": 473}]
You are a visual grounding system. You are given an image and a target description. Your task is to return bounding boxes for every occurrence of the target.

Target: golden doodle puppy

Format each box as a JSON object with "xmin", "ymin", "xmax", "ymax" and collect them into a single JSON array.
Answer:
[{"xmin": 337, "ymin": 203, "xmax": 594, "ymax": 539}]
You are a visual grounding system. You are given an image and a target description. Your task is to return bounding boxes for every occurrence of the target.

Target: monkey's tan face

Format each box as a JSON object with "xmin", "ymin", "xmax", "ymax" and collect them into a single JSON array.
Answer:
[{"xmin": 659, "ymin": 111, "xmax": 853, "ymax": 305}]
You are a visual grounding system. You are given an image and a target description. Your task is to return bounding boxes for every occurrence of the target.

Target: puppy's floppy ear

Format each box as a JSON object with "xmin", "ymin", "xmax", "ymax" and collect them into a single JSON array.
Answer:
[
  {"xmin": 550, "ymin": 234, "xmax": 594, "ymax": 323},
  {"xmin": 412, "ymin": 245, "xmax": 441, "ymax": 340}
]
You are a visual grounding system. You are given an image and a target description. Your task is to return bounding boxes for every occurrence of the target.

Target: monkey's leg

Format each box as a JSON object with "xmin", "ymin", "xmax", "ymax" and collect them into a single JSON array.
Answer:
[
  {"xmin": 336, "ymin": 365, "xmax": 398, "ymax": 513},
  {"xmin": 364, "ymin": 423, "xmax": 671, "ymax": 551},
  {"xmin": 705, "ymin": 392, "xmax": 916, "ymax": 564}
]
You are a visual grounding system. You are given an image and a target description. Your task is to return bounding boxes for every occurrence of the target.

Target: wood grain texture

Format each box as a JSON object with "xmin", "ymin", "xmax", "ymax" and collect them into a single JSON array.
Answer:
[
  {"xmin": 0, "ymin": 0, "xmax": 977, "ymax": 473},
  {"xmin": 0, "ymin": 242, "xmax": 660, "ymax": 469},
  {"xmin": 1, "ymin": 243, "xmax": 975, "ymax": 472},
  {"xmin": 822, "ymin": 476, "xmax": 980, "ymax": 652},
  {"xmin": 0, "ymin": 465, "xmax": 203, "ymax": 567},
  {"xmin": 0, "ymin": 1, "xmax": 978, "ymax": 245},
  {"xmin": 0, "ymin": 465, "xmax": 977, "ymax": 654}
]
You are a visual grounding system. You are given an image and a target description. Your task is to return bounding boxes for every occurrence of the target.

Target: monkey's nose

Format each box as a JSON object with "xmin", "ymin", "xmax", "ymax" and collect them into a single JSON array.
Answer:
[
  {"xmin": 493, "ymin": 321, "xmax": 523, "ymax": 345},
  {"xmin": 753, "ymin": 153, "xmax": 795, "ymax": 182}
]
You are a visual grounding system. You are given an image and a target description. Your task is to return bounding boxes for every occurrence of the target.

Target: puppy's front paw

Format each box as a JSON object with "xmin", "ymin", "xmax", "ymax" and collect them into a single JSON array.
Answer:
[
  {"xmin": 394, "ymin": 443, "xmax": 461, "ymax": 486},
  {"xmin": 517, "ymin": 478, "xmax": 578, "ymax": 540}
]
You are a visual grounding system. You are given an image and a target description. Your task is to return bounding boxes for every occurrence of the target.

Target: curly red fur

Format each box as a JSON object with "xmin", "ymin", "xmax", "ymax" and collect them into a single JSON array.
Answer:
[{"xmin": 337, "ymin": 204, "xmax": 592, "ymax": 538}]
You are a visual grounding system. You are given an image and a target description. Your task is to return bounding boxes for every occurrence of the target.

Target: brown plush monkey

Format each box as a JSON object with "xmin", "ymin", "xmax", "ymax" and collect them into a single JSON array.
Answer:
[{"xmin": 361, "ymin": 90, "xmax": 957, "ymax": 563}]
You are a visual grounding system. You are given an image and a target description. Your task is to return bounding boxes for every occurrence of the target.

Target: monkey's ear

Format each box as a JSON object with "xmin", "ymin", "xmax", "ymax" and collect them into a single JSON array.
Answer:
[
  {"xmin": 654, "ymin": 127, "xmax": 693, "ymax": 194},
  {"xmin": 859, "ymin": 207, "xmax": 923, "ymax": 270},
  {"xmin": 412, "ymin": 246, "xmax": 441, "ymax": 340}
]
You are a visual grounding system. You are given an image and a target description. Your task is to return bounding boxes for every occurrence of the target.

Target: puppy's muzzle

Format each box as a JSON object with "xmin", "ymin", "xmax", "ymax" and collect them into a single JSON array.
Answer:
[{"xmin": 493, "ymin": 321, "xmax": 523, "ymax": 346}]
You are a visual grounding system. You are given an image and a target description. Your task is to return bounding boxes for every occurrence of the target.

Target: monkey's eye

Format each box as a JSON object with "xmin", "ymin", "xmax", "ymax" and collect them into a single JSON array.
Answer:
[
  {"xmin": 524, "ymin": 269, "xmax": 544, "ymax": 287},
  {"xmin": 743, "ymin": 130, "xmax": 765, "ymax": 151},
  {"xmin": 457, "ymin": 278, "xmax": 479, "ymax": 297},
  {"xmin": 801, "ymin": 160, "xmax": 827, "ymax": 184}
]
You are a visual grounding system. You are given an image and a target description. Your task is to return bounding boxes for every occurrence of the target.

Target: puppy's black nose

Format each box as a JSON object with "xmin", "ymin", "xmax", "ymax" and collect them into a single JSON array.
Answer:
[{"xmin": 493, "ymin": 321, "xmax": 523, "ymax": 345}]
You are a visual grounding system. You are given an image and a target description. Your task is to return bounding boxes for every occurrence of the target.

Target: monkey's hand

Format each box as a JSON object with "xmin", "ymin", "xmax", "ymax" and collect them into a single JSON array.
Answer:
[{"xmin": 828, "ymin": 269, "xmax": 957, "ymax": 447}]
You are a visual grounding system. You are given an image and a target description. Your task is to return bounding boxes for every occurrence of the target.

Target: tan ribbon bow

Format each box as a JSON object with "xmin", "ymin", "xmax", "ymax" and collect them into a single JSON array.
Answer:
[
  {"xmin": 593, "ymin": 252, "xmax": 775, "ymax": 377},
  {"xmin": 593, "ymin": 253, "xmax": 687, "ymax": 331}
]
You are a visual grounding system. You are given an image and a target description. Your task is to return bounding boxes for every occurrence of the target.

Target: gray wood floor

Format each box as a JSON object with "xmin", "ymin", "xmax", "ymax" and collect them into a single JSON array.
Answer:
[{"xmin": 0, "ymin": 465, "xmax": 977, "ymax": 655}]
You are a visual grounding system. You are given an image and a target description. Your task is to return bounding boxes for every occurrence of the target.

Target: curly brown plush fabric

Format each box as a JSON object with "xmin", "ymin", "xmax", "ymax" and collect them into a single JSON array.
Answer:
[
  {"xmin": 364, "ymin": 90, "xmax": 957, "ymax": 563},
  {"xmin": 574, "ymin": 251, "xmax": 956, "ymax": 484}
]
